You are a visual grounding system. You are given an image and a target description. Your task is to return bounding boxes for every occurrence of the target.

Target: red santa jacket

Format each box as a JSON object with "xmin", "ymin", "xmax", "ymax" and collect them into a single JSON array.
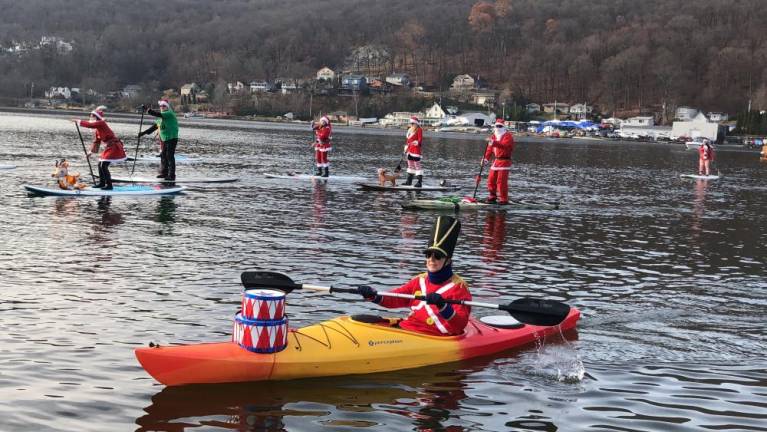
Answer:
[
  {"xmin": 699, "ymin": 144, "xmax": 714, "ymax": 161},
  {"xmin": 406, "ymin": 126, "xmax": 423, "ymax": 157},
  {"xmin": 375, "ymin": 273, "xmax": 471, "ymax": 336},
  {"xmin": 484, "ymin": 131, "xmax": 515, "ymax": 170},
  {"xmin": 315, "ymin": 124, "xmax": 332, "ymax": 151},
  {"xmin": 79, "ymin": 120, "xmax": 126, "ymax": 161}
]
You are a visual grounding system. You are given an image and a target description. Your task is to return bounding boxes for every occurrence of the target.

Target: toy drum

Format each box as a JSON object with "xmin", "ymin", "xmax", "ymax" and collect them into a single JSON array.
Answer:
[
  {"xmin": 242, "ymin": 289, "xmax": 285, "ymax": 321},
  {"xmin": 233, "ymin": 312, "xmax": 289, "ymax": 354}
]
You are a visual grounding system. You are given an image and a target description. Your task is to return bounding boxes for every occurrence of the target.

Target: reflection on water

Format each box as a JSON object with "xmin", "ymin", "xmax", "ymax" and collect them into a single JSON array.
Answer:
[{"xmin": 1, "ymin": 112, "xmax": 766, "ymax": 431}]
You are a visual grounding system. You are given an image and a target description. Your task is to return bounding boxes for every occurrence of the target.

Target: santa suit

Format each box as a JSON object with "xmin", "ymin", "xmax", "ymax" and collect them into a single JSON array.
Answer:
[
  {"xmin": 314, "ymin": 124, "xmax": 332, "ymax": 168},
  {"xmin": 698, "ymin": 143, "xmax": 714, "ymax": 174},
  {"xmin": 484, "ymin": 129, "xmax": 515, "ymax": 203},
  {"xmin": 79, "ymin": 120, "xmax": 127, "ymax": 162},
  {"xmin": 374, "ymin": 273, "xmax": 471, "ymax": 336},
  {"xmin": 405, "ymin": 126, "xmax": 423, "ymax": 175}
]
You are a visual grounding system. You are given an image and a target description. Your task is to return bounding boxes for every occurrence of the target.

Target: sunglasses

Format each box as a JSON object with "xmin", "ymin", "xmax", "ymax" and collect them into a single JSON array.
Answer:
[
  {"xmin": 424, "ymin": 251, "xmax": 446, "ymax": 260},
  {"xmin": 494, "ymin": 124, "xmax": 504, "ymax": 128}
]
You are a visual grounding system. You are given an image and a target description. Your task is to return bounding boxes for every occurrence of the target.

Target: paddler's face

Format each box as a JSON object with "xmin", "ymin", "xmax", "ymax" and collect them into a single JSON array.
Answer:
[{"xmin": 424, "ymin": 251, "xmax": 447, "ymax": 272}]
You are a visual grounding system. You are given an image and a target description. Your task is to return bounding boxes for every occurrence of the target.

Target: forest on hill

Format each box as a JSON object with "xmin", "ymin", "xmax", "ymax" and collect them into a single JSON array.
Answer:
[{"xmin": 0, "ymin": 0, "xmax": 764, "ymax": 118}]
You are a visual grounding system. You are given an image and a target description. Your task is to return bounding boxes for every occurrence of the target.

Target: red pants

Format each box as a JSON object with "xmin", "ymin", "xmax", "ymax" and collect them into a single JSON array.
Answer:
[
  {"xmin": 315, "ymin": 149, "xmax": 329, "ymax": 167},
  {"xmin": 487, "ymin": 169, "xmax": 509, "ymax": 203}
]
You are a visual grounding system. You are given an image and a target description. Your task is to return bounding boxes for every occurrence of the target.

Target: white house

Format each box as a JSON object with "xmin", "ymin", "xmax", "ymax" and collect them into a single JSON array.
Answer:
[
  {"xmin": 249, "ymin": 80, "xmax": 274, "ymax": 93},
  {"xmin": 445, "ymin": 112, "xmax": 496, "ymax": 127},
  {"xmin": 316, "ymin": 67, "xmax": 335, "ymax": 81},
  {"xmin": 708, "ymin": 112, "xmax": 729, "ymax": 122},
  {"xmin": 45, "ymin": 86, "xmax": 71, "ymax": 99},
  {"xmin": 227, "ymin": 81, "xmax": 246, "ymax": 93},
  {"xmin": 675, "ymin": 106, "xmax": 698, "ymax": 121},
  {"xmin": 122, "ymin": 84, "xmax": 142, "ymax": 98},
  {"xmin": 450, "ymin": 74, "xmax": 475, "ymax": 90},
  {"xmin": 543, "ymin": 102, "xmax": 569, "ymax": 114},
  {"xmin": 385, "ymin": 73, "xmax": 411, "ymax": 87},
  {"xmin": 672, "ymin": 112, "xmax": 719, "ymax": 140},
  {"xmin": 380, "ymin": 111, "xmax": 425, "ymax": 127},
  {"xmin": 623, "ymin": 116, "xmax": 655, "ymax": 127},
  {"xmin": 424, "ymin": 103, "xmax": 447, "ymax": 120},
  {"xmin": 471, "ymin": 91, "xmax": 496, "ymax": 106},
  {"xmin": 280, "ymin": 80, "xmax": 300, "ymax": 94},
  {"xmin": 569, "ymin": 103, "xmax": 593, "ymax": 116},
  {"xmin": 526, "ymin": 103, "xmax": 541, "ymax": 113}
]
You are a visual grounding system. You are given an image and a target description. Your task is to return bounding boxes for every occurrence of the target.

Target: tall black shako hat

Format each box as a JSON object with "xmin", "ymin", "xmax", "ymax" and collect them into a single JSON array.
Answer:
[{"xmin": 424, "ymin": 216, "xmax": 461, "ymax": 259}]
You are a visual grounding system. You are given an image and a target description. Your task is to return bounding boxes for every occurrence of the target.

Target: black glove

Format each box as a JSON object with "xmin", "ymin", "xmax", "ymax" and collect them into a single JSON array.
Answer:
[
  {"xmin": 140, "ymin": 104, "xmax": 147, "ymax": 112},
  {"xmin": 137, "ymin": 132, "xmax": 144, "ymax": 138},
  {"xmin": 425, "ymin": 292, "xmax": 446, "ymax": 308},
  {"xmin": 357, "ymin": 285, "xmax": 377, "ymax": 300}
]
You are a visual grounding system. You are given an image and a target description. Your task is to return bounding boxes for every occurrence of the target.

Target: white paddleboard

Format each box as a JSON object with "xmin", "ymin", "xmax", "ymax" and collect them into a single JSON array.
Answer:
[
  {"xmin": 25, "ymin": 184, "xmax": 185, "ymax": 196},
  {"xmin": 0, "ymin": 164, "xmax": 16, "ymax": 170},
  {"xmin": 680, "ymin": 174, "xmax": 720, "ymax": 180},
  {"xmin": 264, "ymin": 172, "xmax": 368, "ymax": 182},
  {"xmin": 112, "ymin": 176, "xmax": 238, "ymax": 184},
  {"xmin": 356, "ymin": 182, "xmax": 461, "ymax": 192},
  {"xmin": 127, "ymin": 155, "xmax": 199, "ymax": 164}
]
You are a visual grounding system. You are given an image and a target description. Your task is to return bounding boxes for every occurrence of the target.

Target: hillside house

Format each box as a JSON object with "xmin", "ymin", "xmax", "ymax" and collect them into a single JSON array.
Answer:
[
  {"xmin": 385, "ymin": 73, "xmax": 411, "ymax": 87},
  {"xmin": 543, "ymin": 103, "xmax": 569, "ymax": 114},
  {"xmin": 672, "ymin": 112, "xmax": 723, "ymax": 141},
  {"xmin": 340, "ymin": 74, "xmax": 368, "ymax": 93},
  {"xmin": 675, "ymin": 106, "xmax": 698, "ymax": 121},
  {"xmin": 569, "ymin": 103, "xmax": 593, "ymax": 117},
  {"xmin": 227, "ymin": 81, "xmax": 246, "ymax": 94},
  {"xmin": 249, "ymin": 81, "xmax": 274, "ymax": 93},
  {"xmin": 450, "ymin": 74, "xmax": 475, "ymax": 90},
  {"xmin": 708, "ymin": 112, "xmax": 729, "ymax": 122},
  {"xmin": 316, "ymin": 67, "xmax": 336, "ymax": 82},
  {"xmin": 180, "ymin": 83, "xmax": 199, "ymax": 104},
  {"xmin": 45, "ymin": 86, "xmax": 72, "ymax": 99},
  {"xmin": 526, "ymin": 103, "xmax": 541, "ymax": 113},
  {"xmin": 623, "ymin": 116, "xmax": 655, "ymax": 127},
  {"xmin": 122, "ymin": 84, "xmax": 142, "ymax": 98},
  {"xmin": 471, "ymin": 91, "xmax": 497, "ymax": 106}
]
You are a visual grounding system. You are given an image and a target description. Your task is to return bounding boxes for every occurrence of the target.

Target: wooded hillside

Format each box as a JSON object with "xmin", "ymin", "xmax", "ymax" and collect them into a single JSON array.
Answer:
[{"xmin": 0, "ymin": 0, "xmax": 764, "ymax": 116}]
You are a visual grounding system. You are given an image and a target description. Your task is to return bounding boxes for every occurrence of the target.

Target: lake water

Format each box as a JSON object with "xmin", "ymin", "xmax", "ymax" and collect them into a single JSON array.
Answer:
[{"xmin": 0, "ymin": 111, "xmax": 765, "ymax": 431}]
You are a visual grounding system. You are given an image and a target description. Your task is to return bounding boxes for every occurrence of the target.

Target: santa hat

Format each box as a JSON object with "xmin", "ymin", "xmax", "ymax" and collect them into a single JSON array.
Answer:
[
  {"xmin": 320, "ymin": 116, "xmax": 330, "ymax": 125},
  {"xmin": 90, "ymin": 109, "xmax": 105, "ymax": 120},
  {"xmin": 494, "ymin": 118, "xmax": 505, "ymax": 127},
  {"xmin": 158, "ymin": 100, "xmax": 171, "ymax": 109},
  {"xmin": 409, "ymin": 116, "xmax": 420, "ymax": 125}
]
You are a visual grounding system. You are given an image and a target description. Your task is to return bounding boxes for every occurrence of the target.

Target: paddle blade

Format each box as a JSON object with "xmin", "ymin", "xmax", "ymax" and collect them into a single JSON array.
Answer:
[
  {"xmin": 500, "ymin": 298, "xmax": 571, "ymax": 326},
  {"xmin": 240, "ymin": 271, "xmax": 300, "ymax": 293}
]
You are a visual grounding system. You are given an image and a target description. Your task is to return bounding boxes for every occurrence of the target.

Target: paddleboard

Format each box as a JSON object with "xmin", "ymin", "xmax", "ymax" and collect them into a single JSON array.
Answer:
[
  {"xmin": 112, "ymin": 176, "xmax": 239, "ymax": 184},
  {"xmin": 25, "ymin": 184, "xmax": 185, "ymax": 196},
  {"xmin": 402, "ymin": 197, "xmax": 560, "ymax": 211},
  {"xmin": 127, "ymin": 155, "xmax": 199, "ymax": 164},
  {"xmin": 264, "ymin": 172, "xmax": 367, "ymax": 182},
  {"xmin": 680, "ymin": 174, "xmax": 720, "ymax": 180},
  {"xmin": 0, "ymin": 164, "xmax": 16, "ymax": 170},
  {"xmin": 356, "ymin": 183, "xmax": 461, "ymax": 192}
]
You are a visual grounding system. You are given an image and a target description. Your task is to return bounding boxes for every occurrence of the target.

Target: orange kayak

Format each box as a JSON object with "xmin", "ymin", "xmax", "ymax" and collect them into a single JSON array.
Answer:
[{"xmin": 135, "ymin": 309, "xmax": 580, "ymax": 386}]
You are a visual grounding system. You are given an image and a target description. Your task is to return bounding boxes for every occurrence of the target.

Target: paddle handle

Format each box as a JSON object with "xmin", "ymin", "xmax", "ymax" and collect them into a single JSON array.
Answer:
[{"xmin": 74, "ymin": 122, "xmax": 97, "ymax": 185}]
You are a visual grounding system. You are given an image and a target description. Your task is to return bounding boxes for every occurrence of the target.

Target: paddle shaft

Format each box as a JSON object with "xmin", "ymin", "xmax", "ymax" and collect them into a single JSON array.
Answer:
[
  {"xmin": 290, "ymin": 283, "xmax": 553, "ymax": 316},
  {"xmin": 131, "ymin": 109, "xmax": 145, "ymax": 175},
  {"xmin": 74, "ymin": 122, "xmax": 97, "ymax": 185},
  {"xmin": 472, "ymin": 140, "xmax": 491, "ymax": 200},
  {"xmin": 395, "ymin": 149, "xmax": 406, "ymax": 172}
]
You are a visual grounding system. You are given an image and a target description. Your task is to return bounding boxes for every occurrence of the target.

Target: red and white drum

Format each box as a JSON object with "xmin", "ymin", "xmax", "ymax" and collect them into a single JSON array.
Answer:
[
  {"xmin": 241, "ymin": 289, "xmax": 285, "ymax": 321},
  {"xmin": 233, "ymin": 313, "xmax": 289, "ymax": 354}
]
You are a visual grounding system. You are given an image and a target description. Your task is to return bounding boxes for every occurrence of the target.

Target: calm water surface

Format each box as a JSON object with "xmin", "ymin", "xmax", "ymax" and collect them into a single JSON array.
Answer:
[{"xmin": 0, "ymin": 112, "xmax": 765, "ymax": 431}]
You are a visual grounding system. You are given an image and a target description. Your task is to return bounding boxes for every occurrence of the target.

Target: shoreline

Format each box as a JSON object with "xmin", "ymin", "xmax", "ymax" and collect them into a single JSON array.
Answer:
[{"xmin": 0, "ymin": 106, "xmax": 758, "ymax": 151}]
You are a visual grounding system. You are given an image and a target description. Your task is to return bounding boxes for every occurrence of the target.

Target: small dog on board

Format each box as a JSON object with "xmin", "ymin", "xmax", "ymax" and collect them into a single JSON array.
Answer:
[{"xmin": 377, "ymin": 168, "xmax": 400, "ymax": 186}]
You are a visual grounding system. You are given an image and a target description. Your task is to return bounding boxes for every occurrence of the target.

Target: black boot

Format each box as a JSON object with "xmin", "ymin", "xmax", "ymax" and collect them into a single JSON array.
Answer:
[
  {"xmin": 322, "ymin": 167, "xmax": 329, "ymax": 177},
  {"xmin": 315, "ymin": 167, "xmax": 323, "ymax": 176},
  {"xmin": 404, "ymin": 174, "xmax": 414, "ymax": 185},
  {"xmin": 414, "ymin": 175, "xmax": 422, "ymax": 188}
]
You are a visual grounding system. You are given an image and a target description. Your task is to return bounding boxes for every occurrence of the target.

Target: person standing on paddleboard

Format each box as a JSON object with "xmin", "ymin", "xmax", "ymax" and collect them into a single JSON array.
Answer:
[
  {"xmin": 698, "ymin": 139, "xmax": 715, "ymax": 176},
  {"xmin": 73, "ymin": 107, "xmax": 127, "ymax": 190},
  {"xmin": 483, "ymin": 119, "xmax": 515, "ymax": 205},
  {"xmin": 311, "ymin": 116, "xmax": 332, "ymax": 177},
  {"xmin": 403, "ymin": 116, "xmax": 424, "ymax": 187},
  {"xmin": 356, "ymin": 216, "xmax": 472, "ymax": 336},
  {"xmin": 139, "ymin": 100, "xmax": 179, "ymax": 181}
]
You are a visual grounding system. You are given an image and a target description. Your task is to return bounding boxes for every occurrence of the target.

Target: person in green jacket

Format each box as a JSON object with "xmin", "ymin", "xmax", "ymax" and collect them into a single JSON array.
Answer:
[{"xmin": 139, "ymin": 99, "xmax": 179, "ymax": 180}]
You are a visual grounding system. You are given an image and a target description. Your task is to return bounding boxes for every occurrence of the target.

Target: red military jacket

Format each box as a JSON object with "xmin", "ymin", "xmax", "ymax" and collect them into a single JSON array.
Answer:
[
  {"xmin": 484, "ymin": 131, "xmax": 515, "ymax": 170},
  {"xmin": 406, "ymin": 126, "xmax": 423, "ymax": 157},
  {"xmin": 375, "ymin": 273, "xmax": 471, "ymax": 336}
]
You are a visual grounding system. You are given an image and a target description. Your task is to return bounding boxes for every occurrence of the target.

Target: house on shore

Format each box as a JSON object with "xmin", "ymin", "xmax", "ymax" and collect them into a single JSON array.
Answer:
[
  {"xmin": 543, "ymin": 102, "xmax": 569, "ymax": 114},
  {"xmin": 180, "ymin": 83, "xmax": 199, "ymax": 104},
  {"xmin": 672, "ymin": 112, "xmax": 726, "ymax": 141},
  {"xmin": 316, "ymin": 67, "xmax": 336, "ymax": 82},
  {"xmin": 526, "ymin": 103, "xmax": 541, "ymax": 113},
  {"xmin": 249, "ymin": 80, "xmax": 275, "ymax": 93},
  {"xmin": 569, "ymin": 103, "xmax": 593, "ymax": 118},
  {"xmin": 675, "ymin": 106, "xmax": 698, "ymax": 121},
  {"xmin": 385, "ymin": 73, "xmax": 411, "ymax": 88}
]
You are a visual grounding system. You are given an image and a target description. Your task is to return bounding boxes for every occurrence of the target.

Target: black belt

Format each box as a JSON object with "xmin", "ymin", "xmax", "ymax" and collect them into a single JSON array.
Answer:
[{"xmin": 495, "ymin": 157, "xmax": 510, "ymax": 161}]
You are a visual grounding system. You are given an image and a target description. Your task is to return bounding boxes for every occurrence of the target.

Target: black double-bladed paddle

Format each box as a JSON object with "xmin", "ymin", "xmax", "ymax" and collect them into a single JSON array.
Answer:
[{"xmin": 240, "ymin": 271, "xmax": 571, "ymax": 327}]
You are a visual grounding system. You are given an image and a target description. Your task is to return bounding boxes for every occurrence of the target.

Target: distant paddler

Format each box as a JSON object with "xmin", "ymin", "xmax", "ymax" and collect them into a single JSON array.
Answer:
[
  {"xmin": 403, "ymin": 116, "xmax": 424, "ymax": 188},
  {"xmin": 139, "ymin": 99, "xmax": 179, "ymax": 181},
  {"xmin": 698, "ymin": 139, "xmax": 715, "ymax": 176},
  {"xmin": 482, "ymin": 119, "xmax": 515, "ymax": 205},
  {"xmin": 72, "ymin": 106, "xmax": 127, "ymax": 190},
  {"xmin": 311, "ymin": 116, "xmax": 332, "ymax": 177}
]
